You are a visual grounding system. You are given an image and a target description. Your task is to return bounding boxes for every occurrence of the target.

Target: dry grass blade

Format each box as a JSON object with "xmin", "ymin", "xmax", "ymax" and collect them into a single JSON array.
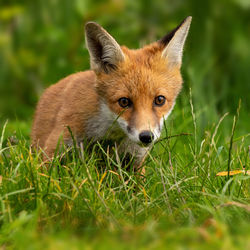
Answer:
[{"xmin": 218, "ymin": 201, "xmax": 250, "ymax": 212}]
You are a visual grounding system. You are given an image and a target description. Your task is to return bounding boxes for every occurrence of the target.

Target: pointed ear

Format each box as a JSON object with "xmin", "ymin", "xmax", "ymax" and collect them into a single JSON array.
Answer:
[
  {"xmin": 85, "ymin": 22, "xmax": 125, "ymax": 73},
  {"xmin": 160, "ymin": 16, "xmax": 192, "ymax": 67}
]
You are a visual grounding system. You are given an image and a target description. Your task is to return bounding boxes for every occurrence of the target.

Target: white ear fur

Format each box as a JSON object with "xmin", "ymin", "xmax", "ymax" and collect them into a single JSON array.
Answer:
[
  {"xmin": 85, "ymin": 22, "xmax": 125, "ymax": 73},
  {"xmin": 162, "ymin": 16, "xmax": 192, "ymax": 67}
]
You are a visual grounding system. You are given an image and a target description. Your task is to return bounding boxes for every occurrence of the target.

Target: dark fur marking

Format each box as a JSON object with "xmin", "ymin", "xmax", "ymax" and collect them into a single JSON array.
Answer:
[{"xmin": 159, "ymin": 17, "xmax": 188, "ymax": 46}]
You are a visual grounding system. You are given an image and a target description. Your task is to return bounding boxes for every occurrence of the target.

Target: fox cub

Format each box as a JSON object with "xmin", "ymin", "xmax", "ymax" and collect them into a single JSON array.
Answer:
[{"xmin": 31, "ymin": 17, "xmax": 192, "ymax": 170}]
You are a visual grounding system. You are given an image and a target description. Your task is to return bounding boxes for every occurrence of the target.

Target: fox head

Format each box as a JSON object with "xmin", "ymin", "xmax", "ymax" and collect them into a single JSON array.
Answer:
[{"xmin": 85, "ymin": 17, "xmax": 192, "ymax": 146}]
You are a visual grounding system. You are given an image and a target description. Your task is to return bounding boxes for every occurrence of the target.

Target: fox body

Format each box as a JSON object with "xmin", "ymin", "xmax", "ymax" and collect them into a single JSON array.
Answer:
[{"xmin": 31, "ymin": 17, "xmax": 192, "ymax": 168}]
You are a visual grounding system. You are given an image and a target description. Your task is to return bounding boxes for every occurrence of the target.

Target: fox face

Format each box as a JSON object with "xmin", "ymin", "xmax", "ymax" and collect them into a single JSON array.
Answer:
[{"xmin": 85, "ymin": 17, "xmax": 191, "ymax": 146}]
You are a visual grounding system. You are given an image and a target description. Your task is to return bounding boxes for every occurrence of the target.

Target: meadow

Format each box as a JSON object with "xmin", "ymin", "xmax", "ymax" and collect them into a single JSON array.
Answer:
[{"xmin": 0, "ymin": 0, "xmax": 249, "ymax": 249}]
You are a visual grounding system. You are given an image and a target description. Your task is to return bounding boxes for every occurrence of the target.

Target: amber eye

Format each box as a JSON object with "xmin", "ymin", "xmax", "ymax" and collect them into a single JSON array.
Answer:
[
  {"xmin": 154, "ymin": 95, "xmax": 166, "ymax": 106},
  {"xmin": 118, "ymin": 97, "xmax": 132, "ymax": 108}
]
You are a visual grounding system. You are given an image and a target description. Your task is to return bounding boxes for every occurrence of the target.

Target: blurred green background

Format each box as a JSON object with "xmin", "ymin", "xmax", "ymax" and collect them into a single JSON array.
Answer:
[{"xmin": 0, "ymin": 0, "xmax": 249, "ymax": 137}]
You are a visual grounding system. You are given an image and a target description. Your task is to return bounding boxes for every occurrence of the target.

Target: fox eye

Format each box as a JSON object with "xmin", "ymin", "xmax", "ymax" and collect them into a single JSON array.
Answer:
[
  {"xmin": 118, "ymin": 97, "xmax": 132, "ymax": 108},
  {"xmin": 154, "ymin": 95, "xmax": 166, "ymax": 106}
]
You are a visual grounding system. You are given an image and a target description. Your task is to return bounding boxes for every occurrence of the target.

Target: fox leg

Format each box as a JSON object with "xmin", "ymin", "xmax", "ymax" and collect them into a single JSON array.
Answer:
[
  {"xmin": 118, "ymin": 138, "xmax": 149, "ymax": 176},
  {"xmin": 134, "ymin": 153, "xmax": 148, "ymax": 176},
  {"xmin": 43, "ymin": 128, "xmax": 67, "ymax": 161}
]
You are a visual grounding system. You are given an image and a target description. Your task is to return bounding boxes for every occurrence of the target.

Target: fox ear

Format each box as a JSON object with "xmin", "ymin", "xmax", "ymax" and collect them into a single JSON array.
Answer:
[
  {"xmin": 85, "ymin": 22, "xmax": 125, "ymax": 73},
  {"xmin": 160, "ymin": 16, "xmax": 192, "ymax": 67}
]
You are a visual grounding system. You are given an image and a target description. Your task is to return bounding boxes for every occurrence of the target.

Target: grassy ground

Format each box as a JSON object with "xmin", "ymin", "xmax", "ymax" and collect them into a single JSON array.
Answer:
[{"xmin": 0, "ymin": 96, "xmax": 249, "ymax": 249}]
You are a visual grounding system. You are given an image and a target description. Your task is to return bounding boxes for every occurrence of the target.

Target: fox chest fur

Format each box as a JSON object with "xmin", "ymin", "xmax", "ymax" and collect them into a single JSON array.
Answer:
[{"xmin": 31, "ymin": 17, "xmax": 192, "ymax": 167}]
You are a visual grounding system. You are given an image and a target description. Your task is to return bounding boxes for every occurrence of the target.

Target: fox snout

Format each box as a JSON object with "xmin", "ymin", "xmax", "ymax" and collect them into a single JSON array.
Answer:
[
  {"xmin": 131, "ymin": 126, "xmax": 160, "ymax": 145},
  {"xmin": 139, "ymin": 131, "xmax": 154, "ymax": 145},
  {"xmin": 126, "ymin": 125, "xmax": 160, "ymax": 146},
  {"xmin": 121, "ymin": 119, "xmax": 161, "ymax": 146}
]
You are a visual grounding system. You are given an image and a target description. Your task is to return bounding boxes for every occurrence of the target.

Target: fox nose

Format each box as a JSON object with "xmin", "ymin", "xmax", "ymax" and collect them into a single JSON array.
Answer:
[{"xmin": 139, "ymin": 131, "xmax": 154, "ymax": 144}]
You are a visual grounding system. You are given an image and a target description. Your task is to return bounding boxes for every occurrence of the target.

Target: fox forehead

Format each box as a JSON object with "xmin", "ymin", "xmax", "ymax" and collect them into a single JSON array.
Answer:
[{"xmin": 96, "ymin": 45, "xmax": 183, "ymax": 102}]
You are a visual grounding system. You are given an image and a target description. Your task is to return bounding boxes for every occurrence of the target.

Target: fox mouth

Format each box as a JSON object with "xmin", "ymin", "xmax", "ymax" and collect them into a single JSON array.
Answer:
[{"xmin": 137, "ymin": 141, "xmax": 153, "ymax": 147}]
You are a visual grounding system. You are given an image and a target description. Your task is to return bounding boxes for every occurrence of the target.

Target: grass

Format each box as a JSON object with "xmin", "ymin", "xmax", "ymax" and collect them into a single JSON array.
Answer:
[{"xmin": 0, "ymin": 97, "xmax": 249, "ymax": 249}]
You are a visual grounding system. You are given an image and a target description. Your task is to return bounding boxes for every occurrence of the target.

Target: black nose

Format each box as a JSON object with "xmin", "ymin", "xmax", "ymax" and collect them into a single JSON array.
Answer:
[{"xmin": 139, "ymin": 131, "xmax": 154, "ymax": 144}]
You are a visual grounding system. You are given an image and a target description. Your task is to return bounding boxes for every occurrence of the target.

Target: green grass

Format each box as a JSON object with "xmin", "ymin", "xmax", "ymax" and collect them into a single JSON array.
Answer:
[{"xmin": 0, "ymin": 98, "xmax": 249, "ymax": 249}]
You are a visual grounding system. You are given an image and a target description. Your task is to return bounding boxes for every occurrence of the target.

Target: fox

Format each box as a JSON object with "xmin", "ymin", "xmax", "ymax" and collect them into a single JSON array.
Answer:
[{"xmin": 31, "ymin": 17, "xmax": 192, "ymax": 172}]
